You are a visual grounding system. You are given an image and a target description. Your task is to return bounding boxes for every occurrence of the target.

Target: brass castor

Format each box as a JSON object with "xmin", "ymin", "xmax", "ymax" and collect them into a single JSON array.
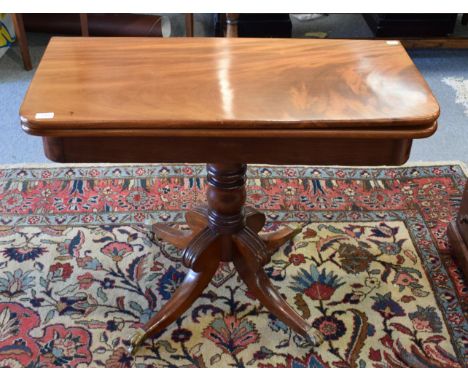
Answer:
[
  {"xmin": 128, "ymin": 328, "xmax": 146, "ymax": 356},
  {"xmin": 305, "ymin": 327, "xmax": 325, "ymax": 347}
]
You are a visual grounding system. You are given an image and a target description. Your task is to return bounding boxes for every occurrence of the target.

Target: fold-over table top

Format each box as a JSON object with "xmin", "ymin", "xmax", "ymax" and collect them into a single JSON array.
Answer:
[{"xmin": 20, "ymin": 37, "xmax": 439, "ymax": 138}]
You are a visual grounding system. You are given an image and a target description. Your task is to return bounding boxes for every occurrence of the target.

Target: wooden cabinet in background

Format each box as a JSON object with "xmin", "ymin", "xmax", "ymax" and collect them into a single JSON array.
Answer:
[{"xmin": 448, "ymin": 181, "xmax": 468, "ymax": 282}]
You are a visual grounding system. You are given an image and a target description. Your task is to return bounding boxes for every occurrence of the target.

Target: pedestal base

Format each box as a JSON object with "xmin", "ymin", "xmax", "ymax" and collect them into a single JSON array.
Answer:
[{"xmin": 128, "ymin": 164, "xmax": 324, "ymax": 355}]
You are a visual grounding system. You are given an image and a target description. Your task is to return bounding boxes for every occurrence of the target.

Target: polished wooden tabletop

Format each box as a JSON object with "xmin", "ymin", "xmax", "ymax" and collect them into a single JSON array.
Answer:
[{"xmin": 20, "ymin": 37, "xmax": 439, "ymax": 138}]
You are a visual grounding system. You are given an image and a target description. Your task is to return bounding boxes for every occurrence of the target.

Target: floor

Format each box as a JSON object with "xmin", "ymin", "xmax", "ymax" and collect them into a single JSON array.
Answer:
[{"xmin": 1, "ymin": 14, "xmax": 467, "ymax": 164}]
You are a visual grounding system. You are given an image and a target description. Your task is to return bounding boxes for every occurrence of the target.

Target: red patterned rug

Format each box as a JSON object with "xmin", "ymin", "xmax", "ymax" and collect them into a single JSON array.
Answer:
[{"xmin": 0, "ymin": 163, "xmax": 466, "ymax": 368}]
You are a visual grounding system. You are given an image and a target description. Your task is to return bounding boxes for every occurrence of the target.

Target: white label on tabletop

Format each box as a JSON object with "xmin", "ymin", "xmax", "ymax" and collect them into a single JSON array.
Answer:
[
  {"xmin": 35, "ymin": 112, "xmax": 55, "ymax": 119},
  {"xmin": 386, "ymin": 41, "xmax": 399, "ymax": 45}
]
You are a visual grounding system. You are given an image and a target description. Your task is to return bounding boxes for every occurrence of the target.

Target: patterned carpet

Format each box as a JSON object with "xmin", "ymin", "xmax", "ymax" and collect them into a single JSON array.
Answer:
[{"xmin": 0, "ymin": 163, "xmax": 467, "ymax": 367}]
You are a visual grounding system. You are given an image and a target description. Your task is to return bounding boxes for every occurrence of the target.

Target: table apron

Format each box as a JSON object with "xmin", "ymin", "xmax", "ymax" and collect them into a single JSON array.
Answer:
[{"xmin": 43, "ymin": 136, "xmax": 413, "ymax": 166}]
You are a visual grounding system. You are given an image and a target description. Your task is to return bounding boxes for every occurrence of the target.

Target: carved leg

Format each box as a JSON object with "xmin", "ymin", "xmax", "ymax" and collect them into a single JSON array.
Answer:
[
  {"xmin": 152, "ymin": 224, "xmax": 194, "ymax": 249},
  {"xmin": 129, "ymin": 227, "xmax": 221, "ymax": 354},
  {"xmin": 244, "ymin": 207, "xmax": 301, "ymax": 259},
  {"xmin": 233, "ymin": 227, "xmax": 324, "ymax": 346},
  {"xmin": 245, "ymin": 206, "xmax": 266, "ymax": 232},
  {"xmin": 157, "ymin": 202, "xmax": 299, "ymax": 254},
  {"xmin": 260, "ymin": 226, "xmax": 302, "ymax": 257},
  {"xmin": 182, "ymin": 205, "xmax": 301, "ymax": 261},
  {"xmin": 185, "ymin": 205, "xmax": 208, "ymax": 230},
  {"xmin": 152, "ymin": 207, "xmax": 208, "ymax": 249}
]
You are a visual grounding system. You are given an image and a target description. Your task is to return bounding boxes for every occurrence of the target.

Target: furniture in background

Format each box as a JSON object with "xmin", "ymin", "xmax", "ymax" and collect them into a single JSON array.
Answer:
[
  {"xmin": 225, "ymin": 13, "xmax": 238, "ymax": 37},
  {"xmin": 364, "ymin": 14, "xmax": 458, "ymax": 37},
  {"xmin": 79, "ymin": 14, "xmax": 89, "ymax": 36},
  {"xmin": 9, "ymin": 13, "xmax": 94, "ymax": 71},
  {"xmin": 11, "ymin": 14, "xmax": 32, "ymax": 70},
  {"xmin": 361, "ymin": 14, "xmax": 468, "ymax": 48},
  {"xmin": 221, "ymin": 13, "xmax": 292, "ymax": 37},
  {"xmin": 20, "ymin": 37, "xmax": 439, "ymax": 354},
  {"xmin": 448, "ymin": 181, "xmax": 468, "ymax": 282},
  {"xmin": 22, "ymin": 13, "xmax": 169, "ymax": 37},
  {"xmin": 11, "ymin": 13, "xmax": 169, "ymax": 70},
  {"xmin": 218, "ymin": 13, "xmax": 468, "ymax": 48},
  {"xmin": 185, "ymin": 13, "xmax": 194, "ymax": 37}
]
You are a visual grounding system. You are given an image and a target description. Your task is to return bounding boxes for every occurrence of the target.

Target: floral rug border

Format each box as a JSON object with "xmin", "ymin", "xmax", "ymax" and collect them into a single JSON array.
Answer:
[{"xmin": 0, "ymin": 164, "xmax": 466, "ymax": 227}]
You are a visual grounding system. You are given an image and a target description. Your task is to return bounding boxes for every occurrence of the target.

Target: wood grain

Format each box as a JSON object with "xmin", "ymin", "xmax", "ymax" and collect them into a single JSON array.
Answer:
[{"xmin": 20, "ymin": 37, "xmax": 439, "ymax": 137}]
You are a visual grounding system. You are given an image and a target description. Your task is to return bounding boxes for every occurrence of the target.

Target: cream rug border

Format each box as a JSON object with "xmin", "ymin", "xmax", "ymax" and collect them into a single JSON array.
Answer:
[{"xmin": 0, "ymin": 160, "xmax": 466, "ymax": 177}]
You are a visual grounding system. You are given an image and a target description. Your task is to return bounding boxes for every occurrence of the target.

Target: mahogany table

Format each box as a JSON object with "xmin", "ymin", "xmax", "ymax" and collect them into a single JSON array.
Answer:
[{"xmin": 20, "ymin": 37, "xmax": 439, "ymax": 354}]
